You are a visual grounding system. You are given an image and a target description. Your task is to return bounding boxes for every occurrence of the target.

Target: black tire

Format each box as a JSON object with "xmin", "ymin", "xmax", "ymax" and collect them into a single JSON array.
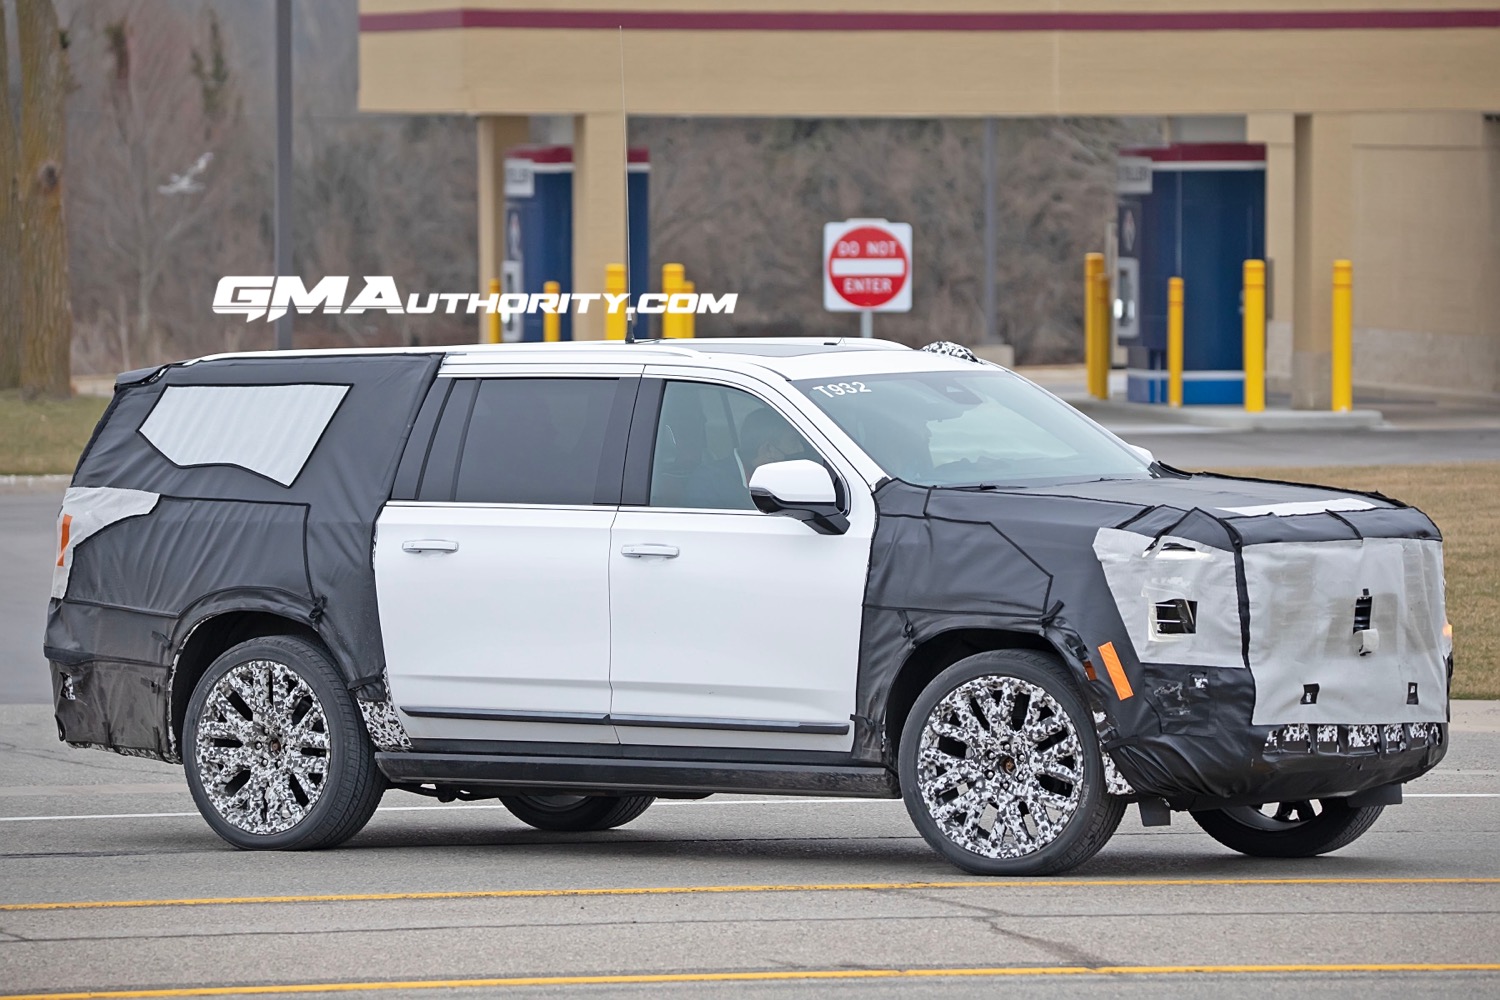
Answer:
[
  {"xmin": 501, "ymin": 793, "xmax": 656, "ymax": 832},
  {"xmin": 183, "ymin": 635, "xmax": 384, "ymax": 850},
  {"xmin": 899, "ymin": 649, "xmax": 1125, "ymax": 876},
  {"xmin": 1190, "ymin": 799, "xmax": 1384, "ymax": 858}
]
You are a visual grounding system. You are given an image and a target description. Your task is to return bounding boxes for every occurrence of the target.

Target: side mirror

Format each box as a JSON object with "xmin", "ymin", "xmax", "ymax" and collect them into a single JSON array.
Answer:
[{"xmin": 747, "ymin": 460, "xmax": 848, "ymax": 535}]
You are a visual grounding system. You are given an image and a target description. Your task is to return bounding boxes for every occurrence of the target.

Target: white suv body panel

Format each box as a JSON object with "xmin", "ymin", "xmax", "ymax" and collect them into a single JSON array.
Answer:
[
  {"xmin": 371, "ymin": 353, "xmax": 896, "ymax": 751},
  {"xmin": 374, "ymin": 362, "xmax": 646, "ymax": 745},
  {"xmin": 375, "ymin": 501, "xmax": 618, "ymax": 744},
  {"xmin": 608, "ymin": 365, "xmax": 876, "ymax": 752}
]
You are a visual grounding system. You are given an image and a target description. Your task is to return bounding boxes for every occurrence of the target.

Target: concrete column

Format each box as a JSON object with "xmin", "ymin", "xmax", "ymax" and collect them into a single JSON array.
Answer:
[
  {"xmin": 477, "ymin": 115, "xmax": 530, "ymax": 341},
  {"xmin": 1290, "ymin": 113, "xmax": 1355, "ymax": 409},
  {"xmin": 572, "ymin": 111, "xmax": 629, "ymax": 341},
  {"xmin": 1246, "ymin": 114, "xmax": 1295, "ymax": 386}
]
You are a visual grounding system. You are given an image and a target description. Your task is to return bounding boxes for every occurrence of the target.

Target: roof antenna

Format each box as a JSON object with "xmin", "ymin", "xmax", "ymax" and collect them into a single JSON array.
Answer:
[{"xmin": 618, "ymin": 26, "xmax": 638, "ymax": 344}]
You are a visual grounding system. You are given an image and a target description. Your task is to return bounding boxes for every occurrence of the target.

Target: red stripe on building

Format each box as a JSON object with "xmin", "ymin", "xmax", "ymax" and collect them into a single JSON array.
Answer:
[
  {"xmin": 360, "ymin": 8, "xmax": 1500, "ymax": 33},
  {"xmin": 1119, "ymin": 143, "xmax": 1269, "ymax": 162}
]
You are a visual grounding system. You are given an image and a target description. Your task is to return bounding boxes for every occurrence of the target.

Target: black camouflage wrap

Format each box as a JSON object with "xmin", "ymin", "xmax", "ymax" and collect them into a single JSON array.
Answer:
[
  {"xmin": 46, "ymin": 353, "xmax": 439, "ymax": 760},
  {"xmin": 854, "ymin": 472, "xmax": 1449, "ymax": 808}
]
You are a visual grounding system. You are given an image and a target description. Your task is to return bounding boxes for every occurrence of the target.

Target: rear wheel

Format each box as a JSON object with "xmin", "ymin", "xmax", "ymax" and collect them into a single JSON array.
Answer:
[
  {"xmin": 501, "ymin": 793, "xmax": 656, "ymax": 832},
  {"xmin": 899, "ymin": 649, "xmax": 1124, "ymax": 876},
  {"xmin": 1191, "ymin": 799, "xmax": 1384, "ymax": 858},
  {"xmin": 183, "ymin": 635, "xmax": 384, "ymax": 850}
]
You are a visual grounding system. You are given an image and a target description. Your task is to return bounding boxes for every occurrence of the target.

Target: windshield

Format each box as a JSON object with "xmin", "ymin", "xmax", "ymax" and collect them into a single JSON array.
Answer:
[{"xmin": 793, "ymin": 369, "xmax": 1150, "ymax": 487}]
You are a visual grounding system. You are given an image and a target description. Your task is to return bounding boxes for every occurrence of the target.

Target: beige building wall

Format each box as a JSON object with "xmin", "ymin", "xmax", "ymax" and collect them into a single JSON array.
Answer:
[
  {"xmin": 1254, "ymin": 113, "xmax": 1500, "ymax": 399},
  {"xmin": 360, "ymin": 0, "xmax": 1500, "ymax": 118},
  {"xmin": 359, "ymin": 2, "xmax": 1500, "ymax": 375}
]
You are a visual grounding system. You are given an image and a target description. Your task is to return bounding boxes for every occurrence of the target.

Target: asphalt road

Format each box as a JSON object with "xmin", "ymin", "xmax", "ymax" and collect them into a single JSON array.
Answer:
[
  {"xmin": 2, "ymin": 410, "xmax": 1498, "ymax": 998},
  {"xmin": 0, "ymin": 702, "xmax": 1496, "ymax": 998}
]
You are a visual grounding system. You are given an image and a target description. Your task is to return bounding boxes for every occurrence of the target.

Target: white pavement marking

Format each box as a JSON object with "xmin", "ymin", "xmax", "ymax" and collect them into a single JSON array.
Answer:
[
  {"xmin": 1405, "ymin": 793, "xmax": 1500, "ymax": 798},
  {"xmin": 0, "ymin": 794, "xmax": 1493, "ymax": 823}
]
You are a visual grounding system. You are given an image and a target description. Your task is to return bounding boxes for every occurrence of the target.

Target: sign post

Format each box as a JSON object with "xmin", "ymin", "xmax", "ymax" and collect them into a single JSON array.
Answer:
[{"xmin": 823, "ymin": 219, "xmax": 913, "ymax": 336}]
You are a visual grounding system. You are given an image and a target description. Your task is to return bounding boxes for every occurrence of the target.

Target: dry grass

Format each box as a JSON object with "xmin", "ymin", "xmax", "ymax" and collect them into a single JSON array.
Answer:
[
  {"xmin": 1219, "ymin": 463, "xmax": 1500, "ymax": 700},
  {"xmin": 0, "ymin": 391, "xmax": 110, "ymax": 475}
]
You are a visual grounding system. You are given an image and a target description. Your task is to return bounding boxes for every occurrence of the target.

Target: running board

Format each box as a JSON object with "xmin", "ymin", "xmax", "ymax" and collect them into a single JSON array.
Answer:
[{"xmin": 376, "ymin": 752, "xmax": 900, "ymax": 798}]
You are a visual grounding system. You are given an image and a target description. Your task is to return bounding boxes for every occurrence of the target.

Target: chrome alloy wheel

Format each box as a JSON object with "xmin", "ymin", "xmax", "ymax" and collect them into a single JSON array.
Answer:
[
  {"xmin": 192, "ymin": 659, "xmax": 331, "ymax": 835},
  {"xmin": 915, "ymin": 675, "xmax": 1085, "ymax": 860}
]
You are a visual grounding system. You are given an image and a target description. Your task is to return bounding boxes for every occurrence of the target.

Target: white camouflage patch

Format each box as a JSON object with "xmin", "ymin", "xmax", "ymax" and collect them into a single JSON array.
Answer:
[{"xmin": 359, "ymin": 698, "xmax": 412, "ymax": 751}]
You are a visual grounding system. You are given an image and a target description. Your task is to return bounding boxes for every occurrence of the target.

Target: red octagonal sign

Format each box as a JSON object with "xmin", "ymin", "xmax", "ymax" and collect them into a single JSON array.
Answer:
[{"xmin": 824, "ymin": 219, "xmax": 913, "ymax": 313}]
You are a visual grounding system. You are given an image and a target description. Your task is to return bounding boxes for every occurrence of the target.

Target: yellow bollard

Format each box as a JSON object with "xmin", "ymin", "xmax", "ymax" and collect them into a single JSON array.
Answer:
[
  {"xmin": 661, "ymin": 263, "xmax": 685, "ymax": 338},
  {"xmin": 1084, "ymin": 254, "xmax": 1106, "ymax": 399},
  {"xmin": 486, "ymin": 277, "xmax": 501, "ymax": 344},
  {"xmin": 1242, "ymin": 260, "xmax": 1266, "ymax": 413},
  {"xmin": 681, "ymin": 279, "xmax": 696, "ymax": 339},
  {"xmin": 605, "ymin": 263, "xmax": 627, "ymax": 341},
  {"xmin": 1331, "ymin": 259, "xmax": 1353, "ymax": 412},
  {"xmin": 542, "ymin": 280, "xmax": 561, "ymax": 343},
  {"xmin": 1094, "ymin": 266, "xmax": 1111, "ymax": 397},
  {"xmin": 1167, "ymin": 277, "xmax": 1185, "ymax": 408}
]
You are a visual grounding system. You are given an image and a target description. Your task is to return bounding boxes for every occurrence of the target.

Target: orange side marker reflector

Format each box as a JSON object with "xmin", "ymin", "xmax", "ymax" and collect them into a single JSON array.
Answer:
[
  {"xmin": 1098, "ymin": 642, "xmax": 1133, "ymax": 700},
  {"xmin": 1443, "ymin": 622, "xmax": 1453, "ymax": 640},
  {"xmin": 56, "ymin": 514, "xmax": 72, "ymax": 567}
]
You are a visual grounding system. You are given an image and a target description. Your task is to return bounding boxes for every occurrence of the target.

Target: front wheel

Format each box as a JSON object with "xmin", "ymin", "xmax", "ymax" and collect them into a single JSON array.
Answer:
[
  {"xmin": 1191, "ymin": 799, "xmax": 1384, "ymax": 858},
  {"xmin": 501, "ymin": 793, "xmax": 655, "ymax": 832},
  {"xmin": 899, "ymin": 649, "xmax": 1125, "ymax": 876}
]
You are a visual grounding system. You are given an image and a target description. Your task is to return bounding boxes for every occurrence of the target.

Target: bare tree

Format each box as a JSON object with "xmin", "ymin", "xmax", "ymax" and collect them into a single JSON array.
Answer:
[
  {"xmin": 636, "ymin": 116, "xmax": 1153, "ymax": 362},
  {"xmin": 69, "ymin": 3, "xmax": 241, "ymax": 369},
  {"xmin": 16, "ymin": 0, "xmax": 71, "ymax": 397},
  {"xmin": 52, "ymin": 0, "xmax": 1153, "ymax": 371},
  {"xmin": 0, "ymin": 1, "xmax": 20, "ymax": 388}
]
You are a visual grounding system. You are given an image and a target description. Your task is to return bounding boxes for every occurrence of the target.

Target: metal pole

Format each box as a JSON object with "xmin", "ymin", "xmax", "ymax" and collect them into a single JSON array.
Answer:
[
  {"xmin": 982, "ymin": 118, "xmax": 997, "ymax": 345},
  {"xmin": 1167, "ymin": 277, "xmax": 1185, "ymax": 408},
  {"xmin": 1243, "ymin": 260, "xmax": 1266, "ymax": 412},
  {"xmin": 662, "ymin": 263, "xmax": 685, "ymax": 338},
  {"xmin": 681, "ymin": 280, "xmax": 696, "ymax": 339},
  {"xmin": 1331, "ymin": 260, "xmax": 1354, "ymax": 412},
  {"xmin": 543, "ymin": 281, "xmax": 562, "ymax": 343},
  {"xmin": 1084, "ymin": 253, "xmax": 1105, "ymax": 399},
  {"xmin": 605, "ymin": 263, "xmax": 627, "ymax": 341},
  {"xmin": 486, "ymin": 277, "xmax": 502, "ymax": 344},
  {"xmin": 860, "ymin": 311, "xmax": 873, "ymax": 339},
  {"xmin": 273, "ymin": 0, "xmax": 293, "ymax": 351}
]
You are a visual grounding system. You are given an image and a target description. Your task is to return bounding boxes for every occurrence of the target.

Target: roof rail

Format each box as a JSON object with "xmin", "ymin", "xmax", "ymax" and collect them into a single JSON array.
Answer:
[{"xmin": 441, "ymin": 342, "xmax": 703, "ymax": 364}]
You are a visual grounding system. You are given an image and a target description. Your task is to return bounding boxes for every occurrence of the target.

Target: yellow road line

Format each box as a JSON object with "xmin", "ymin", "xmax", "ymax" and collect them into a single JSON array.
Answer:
[
  {"xmin": 4, "ymin": 963, "xmax": 1500, "ymax": 999},
  {"xmin": 3, "ymin": 877, "xmax": 1496, "ymax": 913}
]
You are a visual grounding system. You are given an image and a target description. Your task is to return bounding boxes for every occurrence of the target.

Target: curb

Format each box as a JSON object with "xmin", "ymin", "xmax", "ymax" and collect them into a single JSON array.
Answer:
[
  {"xmin": 1073, "ymin": 399, "xmax": 1385, "ymax": 431},
  {"xmin": 0, "ymin": 474, "xmax": 71, "ymax": 493}
]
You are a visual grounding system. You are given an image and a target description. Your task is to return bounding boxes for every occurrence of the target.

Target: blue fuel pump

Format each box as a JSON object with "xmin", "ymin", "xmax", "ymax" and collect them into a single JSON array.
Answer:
[
  {"xmin": 1114, "ymin": 144, "xmax": 1266, "ymax": 404},
  {"xmin": 502, "ymin": 145, "xmax": 650, "ymax": 341}
]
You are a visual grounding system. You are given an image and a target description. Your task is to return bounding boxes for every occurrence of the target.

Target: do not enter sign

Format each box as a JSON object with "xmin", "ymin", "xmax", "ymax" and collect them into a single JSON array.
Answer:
[{"xmin": 823, "ymin": 219, "xmax": 913, "ymax": 313}]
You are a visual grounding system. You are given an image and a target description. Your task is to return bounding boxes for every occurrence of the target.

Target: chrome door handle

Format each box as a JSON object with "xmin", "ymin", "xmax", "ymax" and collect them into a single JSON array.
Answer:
[
  {"xmin": 620, "ymin": 543, "xmax": 679, "ymax": 559},
  {"xmin": 402, "ymin": 539, "xmax": 459, "ymax": 554}
]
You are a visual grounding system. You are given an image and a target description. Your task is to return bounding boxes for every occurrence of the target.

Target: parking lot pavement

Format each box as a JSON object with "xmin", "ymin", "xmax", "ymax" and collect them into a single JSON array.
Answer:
[
  {"xmin": 1107, "ymin": 426, "xmax": 1500, "ymax": 472},
  {"xmin": 1026, "ymin": 366, "xmax": 1500, "ymax": 470},
  {"xmin": 0, "ymin": 701, "xmax": 1496, "ymax": 999}
]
